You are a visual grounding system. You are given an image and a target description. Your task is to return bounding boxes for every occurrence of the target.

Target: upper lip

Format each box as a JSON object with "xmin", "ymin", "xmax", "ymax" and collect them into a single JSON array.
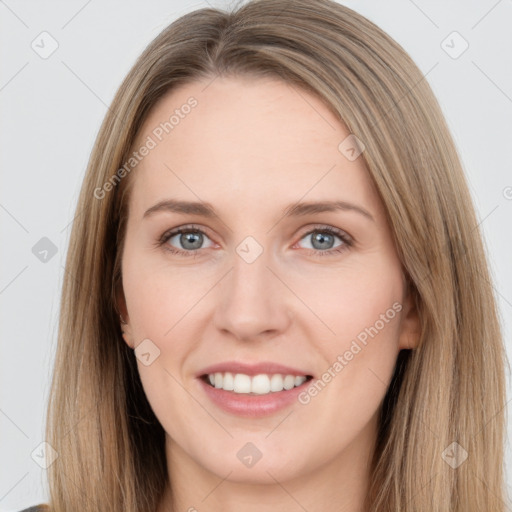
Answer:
[{"xmin": 197, "ymin": 361, "xmax": 313, "ymax": 378}]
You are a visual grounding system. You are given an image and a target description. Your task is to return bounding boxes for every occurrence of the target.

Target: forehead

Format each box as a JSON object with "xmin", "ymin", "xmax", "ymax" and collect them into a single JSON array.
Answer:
[{"xmin": 128, "ymin": 76, "xmax": 380, "ymax": 220}]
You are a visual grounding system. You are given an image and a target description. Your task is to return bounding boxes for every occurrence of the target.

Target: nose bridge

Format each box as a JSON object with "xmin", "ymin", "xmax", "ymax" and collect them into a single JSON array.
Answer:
[{"xmin": 213, "ymin": 236, "xmax": 290, "ymax": 340}]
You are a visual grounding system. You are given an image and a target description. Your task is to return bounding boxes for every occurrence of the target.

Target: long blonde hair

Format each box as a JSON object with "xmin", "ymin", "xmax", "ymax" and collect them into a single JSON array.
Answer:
[{"xmin": 45, "ymin": 0, "xmax": 509, "ymax": 510}]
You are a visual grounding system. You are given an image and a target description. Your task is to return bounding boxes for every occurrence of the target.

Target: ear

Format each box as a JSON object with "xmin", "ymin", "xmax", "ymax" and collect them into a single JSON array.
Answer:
[
  {"xmin": 116, "ymin": 286, "xmax": 135, "ymax": 350},
  {"xmin": 397, "ymin": 284, "xmax": 420, "ymax": 350}
]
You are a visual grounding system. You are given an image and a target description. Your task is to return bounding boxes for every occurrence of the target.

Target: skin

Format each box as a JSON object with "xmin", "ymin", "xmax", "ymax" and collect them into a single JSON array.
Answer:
[{"xmin": 118, "ymin": 75, "xmax": 420, "ymax": 512}]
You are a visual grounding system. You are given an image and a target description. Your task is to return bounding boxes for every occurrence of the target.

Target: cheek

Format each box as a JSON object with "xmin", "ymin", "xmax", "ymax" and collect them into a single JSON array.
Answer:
[
  {"xmin": 292, "ymin": 262, "xmax": 404, "ymax": 407},
  {"xmin": 122, "ymin": 249, "xmax": 212, "ymax": 337},
  {"xmin": 290, "ymin": 260, "xmax": 403, "ymax": 344},
  {"xmin": 123, "ymin": 256, "xmax": 204, "ymax": 444}
]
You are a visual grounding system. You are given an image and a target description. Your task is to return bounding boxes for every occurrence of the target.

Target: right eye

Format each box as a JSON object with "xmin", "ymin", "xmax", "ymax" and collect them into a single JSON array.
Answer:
[{"xmin": 159, "ymin": 225, "xmax": 215, "ymax": 256}]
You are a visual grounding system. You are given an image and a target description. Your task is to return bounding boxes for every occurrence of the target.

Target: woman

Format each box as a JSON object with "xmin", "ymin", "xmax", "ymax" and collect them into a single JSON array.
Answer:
[{"xmin": 22, "ymin": 0, "xmax": 509, "ymax": 510}]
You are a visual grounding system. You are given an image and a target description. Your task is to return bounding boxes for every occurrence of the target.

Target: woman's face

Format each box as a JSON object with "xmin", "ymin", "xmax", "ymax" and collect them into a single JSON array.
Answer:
[{"xmin": 118, "ymin": 76, "xmax": 419, "ymax": 487}]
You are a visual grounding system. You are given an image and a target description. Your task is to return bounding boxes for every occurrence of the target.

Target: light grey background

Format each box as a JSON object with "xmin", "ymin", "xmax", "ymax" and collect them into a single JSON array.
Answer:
[{"xmin": 1, "ymin": 0, "xmax": 511, "ymax": 510}]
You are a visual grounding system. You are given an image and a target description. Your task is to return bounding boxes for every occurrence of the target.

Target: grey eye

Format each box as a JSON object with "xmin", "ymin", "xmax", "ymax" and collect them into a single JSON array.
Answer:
[
  {"xmin": 299, "ymin": 231, "xmax": 343, "ymax": 251},
  {"xmin": 168, "ymin": 231, "xmax": 213, "ymax": 251}
]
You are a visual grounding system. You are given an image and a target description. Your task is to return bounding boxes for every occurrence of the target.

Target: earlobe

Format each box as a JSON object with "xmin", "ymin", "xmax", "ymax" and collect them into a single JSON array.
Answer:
[
  {"xmin": 117, "ymin": 288, "xmax": 134, "ymax": 349},
  {"xmin": 120, "ymin": 322, "xmax": 135, "ymax": 350},
  {"xmin": 398, "ymin": 287, "xmax": 421, "ymax": 350}
]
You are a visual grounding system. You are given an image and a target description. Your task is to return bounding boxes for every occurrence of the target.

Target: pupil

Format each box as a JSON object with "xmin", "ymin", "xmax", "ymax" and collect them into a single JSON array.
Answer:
[{"xmin": 312, "ymin": 232, "xmax": 333, "ymax": 250}]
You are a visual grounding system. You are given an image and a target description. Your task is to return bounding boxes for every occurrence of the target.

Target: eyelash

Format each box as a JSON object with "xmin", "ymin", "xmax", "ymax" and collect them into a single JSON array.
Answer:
[{"xmin": 156, "ymin": 224, "xmax": 353, "ymax": 258}]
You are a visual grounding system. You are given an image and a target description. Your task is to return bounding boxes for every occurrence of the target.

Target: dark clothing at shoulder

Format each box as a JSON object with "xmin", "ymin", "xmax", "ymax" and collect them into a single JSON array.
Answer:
[{"xmin": 18, "ymin": 505, "xmax": 49, "ymax": 512}]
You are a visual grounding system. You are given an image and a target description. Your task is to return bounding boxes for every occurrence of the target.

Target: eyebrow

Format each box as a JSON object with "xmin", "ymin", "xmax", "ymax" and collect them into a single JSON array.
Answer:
[{"xmin": 142, "ymin": 199, "xmax": 374, "ymax": 222}]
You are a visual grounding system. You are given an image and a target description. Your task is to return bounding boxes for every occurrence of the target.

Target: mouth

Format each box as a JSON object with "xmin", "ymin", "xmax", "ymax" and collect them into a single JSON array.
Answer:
[
  {"xmin": 200, "ymin": 372, "xmax": 314, "ymax": 395},
  {"xmin": 196, "ymin": 361, "xmax": 315, "ymax": 416}
]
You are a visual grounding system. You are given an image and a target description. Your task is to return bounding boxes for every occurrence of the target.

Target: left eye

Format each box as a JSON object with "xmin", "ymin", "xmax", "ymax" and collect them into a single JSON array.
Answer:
[{"xmin": 296, "ymin": 229, "xmax": 346, "ymax": 251}]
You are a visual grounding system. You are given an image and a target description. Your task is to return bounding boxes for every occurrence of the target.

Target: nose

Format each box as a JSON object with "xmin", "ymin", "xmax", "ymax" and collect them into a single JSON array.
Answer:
[{"xmin": 213, "ymin": 245, "xmax": 292, "ymax": 342}]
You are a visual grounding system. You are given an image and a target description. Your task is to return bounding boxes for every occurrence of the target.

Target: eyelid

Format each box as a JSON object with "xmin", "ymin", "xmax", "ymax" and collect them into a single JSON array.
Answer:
[
  {"xmin": 158, "ymin": 223, "xmax": 215, "ymax": 244},
  {"xmin": 295, "ymin": 223, "xmax": 353, "ymax": 243}
]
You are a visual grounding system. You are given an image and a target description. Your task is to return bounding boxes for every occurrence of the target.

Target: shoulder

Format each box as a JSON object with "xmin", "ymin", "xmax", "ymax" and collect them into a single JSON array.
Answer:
[{"xmin": 18, "ymin": 505, "xmax": 49, "ymax": 512}]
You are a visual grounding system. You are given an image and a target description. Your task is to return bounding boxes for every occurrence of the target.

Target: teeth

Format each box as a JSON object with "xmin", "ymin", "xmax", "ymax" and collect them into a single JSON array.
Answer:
[{"xmin": 206, "ymin": 372, "xmax": 308, "ymax": 394}]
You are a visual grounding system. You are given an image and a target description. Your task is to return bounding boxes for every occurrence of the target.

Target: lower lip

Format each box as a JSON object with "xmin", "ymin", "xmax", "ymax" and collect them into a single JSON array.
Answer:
[{"xmin": 198, "ymin": 377, "xmax": 311, "ymax": 417}]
